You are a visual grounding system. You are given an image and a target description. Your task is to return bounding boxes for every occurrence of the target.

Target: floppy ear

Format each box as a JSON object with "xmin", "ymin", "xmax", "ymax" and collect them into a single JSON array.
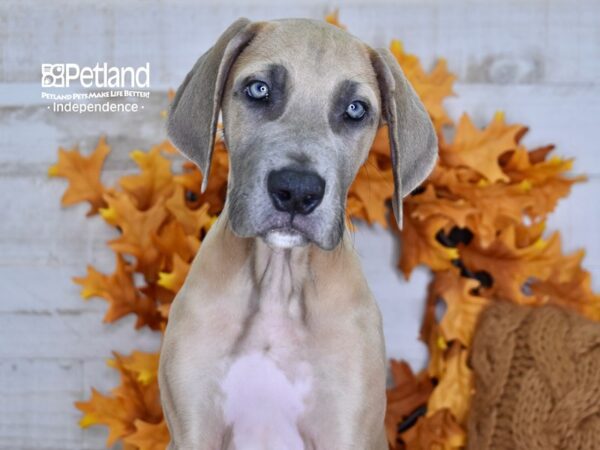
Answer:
[
  {"xmin": 370, "ymin": 47, "xmax": 438, "ymax": 228},
  {"xmin": 168, "ymin": 18, "xmax": 262, "ymax": 192}
]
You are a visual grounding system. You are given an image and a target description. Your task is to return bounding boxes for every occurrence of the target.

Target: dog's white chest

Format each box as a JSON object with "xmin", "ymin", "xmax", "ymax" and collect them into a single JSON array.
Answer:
[{"xmin": 221, "ymin": 351, "xmax": 311, "ymax": 450}]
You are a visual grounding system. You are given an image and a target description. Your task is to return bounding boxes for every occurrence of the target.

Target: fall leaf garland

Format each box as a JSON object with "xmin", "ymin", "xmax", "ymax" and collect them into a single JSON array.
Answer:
[{"xmin": 49, "ymin": 13, "xmax": 597, "ymax": 450}]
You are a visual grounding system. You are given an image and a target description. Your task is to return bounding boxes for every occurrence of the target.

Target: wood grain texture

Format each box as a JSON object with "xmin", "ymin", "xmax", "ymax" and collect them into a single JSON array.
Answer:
[{"xmin": 1, "ymin": 1, "xmax": 599, "ymax": 448}]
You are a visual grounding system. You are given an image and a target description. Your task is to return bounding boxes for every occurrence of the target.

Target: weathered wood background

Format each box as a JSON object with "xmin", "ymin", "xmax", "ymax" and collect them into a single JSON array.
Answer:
[{"xmin": 1, "ymin": 0, "xmax": 599, "ymax": 448}]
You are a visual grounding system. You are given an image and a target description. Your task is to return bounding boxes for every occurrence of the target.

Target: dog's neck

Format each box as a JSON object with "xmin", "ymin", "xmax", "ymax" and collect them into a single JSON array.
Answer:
[
  {"xmin": 196, "ymin": 208, "xmax": 363, "ymax": 314},
  {"xmin": 249, "ymin": 237, "xmax": 311, "ymax": 321}
]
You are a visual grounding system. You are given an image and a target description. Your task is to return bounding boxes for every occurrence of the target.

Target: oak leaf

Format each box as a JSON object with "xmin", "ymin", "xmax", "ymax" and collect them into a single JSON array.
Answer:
[
  {"xmin": 385, "ymin": 360, "xmax": 434, "ymax": 448},
  {"xmin": 426, "ymin": 343, "xmax": 473, "ymax": 425},
  {"xmin": 114, "ymin": 351, "xmax": 160, "ymax": 386},
  {"xmin": 76, "ymin": 353, "xmax": 162, "ymax": 446},
  {"xmin": 101, "ymin": 191, "xmax": 169, "ymax": 279},
  {"xmin": 120, "ymin": 145, "xmax": 175, "ymax": 210},
  {"xmin": 401, "ymin": 408, "xmax": 466, "ymax": 450},
  {"xmin": 73, "ymin": 255, "xmax": 161, "ymax": 329},
  {"xmin": 397, "ymin": 201, "xmax": 458, "ymax": 278},
  {"xmin": 154, "ymin": 219, "xmax": 198, "ymax": 265},
  {"xmin": 441, "ymin": 112, "xmax": 526, "ymax": 183},
  {"xmin": 390, "ymin": 40, "xmax": 456, "ymax": 130},
  {"xmin": 158, "ymin": 253, "xmax": 190, "ymax": 294},
  {"xmin": 165, "ymin": 185, "xmax": 217, "ymax": 238},
  {"xmin": 430, "ymin": 270, "xmax": 490, "ymax": 346},
  {"xmin": 174, "ymin": 141, "xmax": 229, "ymax": 215},
  {"xmin": 460, "ymin": 226, "xmax": 564, "ymax": 303},
  {"xmin": 347, "ymin": 150, "xmax": 394, "ymax": 226},
  {"xmin": 48, "ymin": 136, "xmax": 110, "ymax": 215},
  {"xmin": 123, "ymin": 419, "xmax": 169, "ymax": 450},
  {"xmin": 325, "ymin": 9, "xmax": 346, "ymax": 29}
]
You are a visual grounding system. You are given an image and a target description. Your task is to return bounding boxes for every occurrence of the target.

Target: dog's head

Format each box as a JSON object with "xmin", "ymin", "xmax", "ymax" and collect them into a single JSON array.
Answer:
[{"xmin": 168, "ymin": 18, "xmax": 437, "ymax": 250}]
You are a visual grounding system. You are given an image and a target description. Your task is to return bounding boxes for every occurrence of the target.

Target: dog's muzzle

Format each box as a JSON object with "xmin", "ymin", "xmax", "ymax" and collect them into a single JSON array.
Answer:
[{"xmin": 264, "ymin": 168, "xmax": 326, "ymax": 249}]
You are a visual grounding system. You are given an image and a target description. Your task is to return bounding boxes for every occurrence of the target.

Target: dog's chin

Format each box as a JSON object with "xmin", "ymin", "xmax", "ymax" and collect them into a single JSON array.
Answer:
[{"xmin": 262, "ymin": 228, "xmax": 309, "ymax": 250}]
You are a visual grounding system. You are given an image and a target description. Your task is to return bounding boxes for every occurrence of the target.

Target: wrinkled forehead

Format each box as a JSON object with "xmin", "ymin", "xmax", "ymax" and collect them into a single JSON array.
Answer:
[{"xmin": 229, "ymin": 19, "xmax": 379, "ymax": 101}]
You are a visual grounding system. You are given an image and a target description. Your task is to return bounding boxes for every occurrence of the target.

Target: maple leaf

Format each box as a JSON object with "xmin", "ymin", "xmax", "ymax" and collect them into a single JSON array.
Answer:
[
  {"xmin": 324, "ymin": 9, "xmax": 346, "ymax": 29},
  {"xmin": 441, "ymin": 112, "xmax": 526, "ymax": 183},
  {"xmin": 115, "ymin": 351, "xmax": 160, "ymax": 386},
  {"xmin": 120, "ymin": 145, "xmax": 175, "ymax": 210},
  {"xmin": 347, "ymin": 150, "xmax": 394, "ymax": 226},
  {"xmin": 174, "ymin": 141, "xmax": 229, "ymax": 215},
  {"xmin": 460, "ymin": 226, "xmax": 564, "ymax": 303},
  {"xmin": 397, "ymin": 200, "xmax": 458, "ymax": 278},
  {"xmin": 426, "ymin": 343, "xmax": 473, "ymax": 425},
  {"xmin": 401, "ymin": 408, "xmax": 466, "ymax": 450},
  {"xmin": 73, "ymin": 255, "xmax": 162, "ymax": 330},
  {"xmin": 165, "ymin": 185, "xmax": 217, "ymax": 238},
  {"xmin": 153, "ymin": 219, "xmax": 199, "ymax": 265},
  {"xmin": 385, "ymin": 360, "xmax": 433, "ymax": 448},
  {"xmin": 390, "ymin": 40, "xmax": 456, "ymax": 130},
  {"xmin": 429, "ymin": 270, "xmax": 490, "ymax": 346},
  {"xmin": 48, "ymin": 136, "xmax": 110, "ymax": 215},
  {"xmin": 123, "ymin": 419, "xmax": 169, "ymax": 450},
  {"xmin": 76, "ymin": 353, "xmax": 162, "ymax": 447},
  {"xmin": 157, "ymin": 253, "xmax": 190, "ymax": 294},
  {"xmin": 410, "ymin": 184, "xmax": 476, "ymax": 229},
  {"xmin": 100, "ymin": 191, "xmax": 169, "ymax": 279},
  {"xmin": 530, "ymin": 249, "xmax": 600, "ymax": 320}
]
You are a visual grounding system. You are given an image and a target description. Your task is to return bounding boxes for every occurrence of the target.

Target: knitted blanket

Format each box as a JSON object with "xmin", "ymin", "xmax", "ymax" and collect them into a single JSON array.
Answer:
[{"xmin": 468, "ymin": 302, "xmax": 600, "ymax": 450}]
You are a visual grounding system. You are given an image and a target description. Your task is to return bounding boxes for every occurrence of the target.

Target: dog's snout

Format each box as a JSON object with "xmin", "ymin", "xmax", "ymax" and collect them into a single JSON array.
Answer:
[{"xmin": 268, "ymin": 169, "xmax": 326, "ymax": 216}]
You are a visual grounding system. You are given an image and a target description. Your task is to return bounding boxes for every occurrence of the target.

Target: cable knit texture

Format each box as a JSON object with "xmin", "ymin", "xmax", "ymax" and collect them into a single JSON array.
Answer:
[{"xmin": 468, "ymin": 302, "xmax": 600, "ymax": 450}]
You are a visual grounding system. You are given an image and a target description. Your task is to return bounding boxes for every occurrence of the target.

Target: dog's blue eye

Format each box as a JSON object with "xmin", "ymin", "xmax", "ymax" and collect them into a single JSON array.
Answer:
[
  {"xmin": 345, "ymin": 101, "xmax": 367, "ymax": 120},
  {"xmin": 245, "ymin": 81, "xmax": 270, "ymax": 100}
]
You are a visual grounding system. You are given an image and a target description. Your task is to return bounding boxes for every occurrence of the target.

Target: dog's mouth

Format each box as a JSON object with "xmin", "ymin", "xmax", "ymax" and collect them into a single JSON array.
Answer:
[{"xmin": 262, "ymin": 226, "xmax": 309, "ymax": 249}]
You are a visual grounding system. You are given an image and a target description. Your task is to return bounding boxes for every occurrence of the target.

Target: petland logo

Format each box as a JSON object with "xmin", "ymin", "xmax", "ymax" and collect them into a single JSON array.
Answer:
[
  {"xmin": 41, "ymin": 62, "xmax": 151, "ymax": 113},
  {"xmin": 41, "ymin": 63, "xmax": 150, "ymax": 88}
]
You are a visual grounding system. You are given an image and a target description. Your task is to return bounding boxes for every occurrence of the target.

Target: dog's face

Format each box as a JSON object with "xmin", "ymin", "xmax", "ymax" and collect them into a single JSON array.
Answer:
[
  {"xmin": 222, "ymin": 21, "xmax": 381, "ymax": 250},
  {"xmin": 168, "ymin": 18, "xmax": 437, "ymax": 251}
]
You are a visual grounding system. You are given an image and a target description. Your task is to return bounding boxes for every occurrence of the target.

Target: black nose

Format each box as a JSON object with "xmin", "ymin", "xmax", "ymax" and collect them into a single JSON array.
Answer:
[{"xmin": 267, "ymin": 169, "xmax": 326, "ymax": 216}]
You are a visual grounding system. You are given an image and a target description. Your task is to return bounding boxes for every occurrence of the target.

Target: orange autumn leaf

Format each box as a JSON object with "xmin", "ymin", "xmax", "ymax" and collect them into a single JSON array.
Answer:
[
  {"xmin": 165, "ymin": 185, "xmax": 217, "ymax": 238},
  {"xmin": 154, "ymin": 219, "xmax": 199, "ymax": 265},
  {"xmin": 157, "ymin": 253, "xmax": 190, "ymax": 293},
  {"xmin": 426, "ymin": 343, "xmax": 473, "ymax": 425},
  {"xmin": 324, "ymin": 9, "xmax": 346, "ymax": 29},
  {"xmin": 397, "ymin": 201, "xmax": 458, "ymax": 278},
  {"xmin": 347, "ymin": 151, "xmax": 394, "ymax": 226},
  {"xmin": 401, "ymin": 408, "xmax": 466, "ymax": 450},
  {"xmin": 390, "ymin": 40, "xmax": 456, "ymax": 130},
  {"xmin": 410, "ymin": 184, "xmax": 476, "ymax": 229},
  {"xmin": 48, "ymin": 136, "xmax": 110, "ymax": 215},
  {"xmin": 460, "ymin": 226, "xmax": 564, "ymax": 303},
  {"xmin": 76, "ymin": 353, "xmax": 162, "ymax": 447},
  {"xmin": 430, "ymin": 270, "xmax": 490, "ymax": 346},
  {"xmin": 101, "ymin": 191, "xmax": 169, "ymax": 279},
  {"xmin": 385, "ymin": 360, "xmax": 433, "ymax": 448},
  {"xmin": 441, "ymin": 112, "xmax": 526, "ymax": 183},
  {"xmin": 73, "ymin": 255, "xmax": 161, "ymax": 330},
  {"xmin": 112, "ymin": 351, "xmax": 160, "ymax": 386},
  {"xmin": 174, "ymin": 141, "xmax": 229, "ymax": 215},
  {"xmin": 120, "ymin": 145, "xmax": 175, "ymax": 210},
  {"xmin": 530, "ymin": 249, "xmax": 600, "ymax": 320},
  {"xmin": 123, "ymin": 419, "xmax": 169, "ymax": 450}
]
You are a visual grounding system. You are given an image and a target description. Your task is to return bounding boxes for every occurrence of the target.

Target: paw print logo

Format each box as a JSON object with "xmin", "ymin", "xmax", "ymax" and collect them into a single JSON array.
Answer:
[{"xmin": 41, "ymin": 64, "xmax": 65, "ymax": 87}]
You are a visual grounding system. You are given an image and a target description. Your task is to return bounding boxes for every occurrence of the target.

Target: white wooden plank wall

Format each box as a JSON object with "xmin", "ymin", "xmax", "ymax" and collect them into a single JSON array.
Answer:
[{"xmin": 1, "ymin": 1, "xmax": 599, "ymax": 448}]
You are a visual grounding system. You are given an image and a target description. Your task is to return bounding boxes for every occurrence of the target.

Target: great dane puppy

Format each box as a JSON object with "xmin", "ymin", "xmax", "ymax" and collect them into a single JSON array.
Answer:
[{"xmin": 159, "ymin": 18, "xmax": 437, "ymax": 450}]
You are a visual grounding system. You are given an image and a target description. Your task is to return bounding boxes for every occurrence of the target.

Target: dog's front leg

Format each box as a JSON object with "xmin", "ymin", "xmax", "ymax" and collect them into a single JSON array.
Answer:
[
  {"xmin": 159, "ymin": 333, "xmax": 229, "ymax": 449},
  {"xmin": 159, "ymin": 281, "xmax": 246, "ymax": 450}
]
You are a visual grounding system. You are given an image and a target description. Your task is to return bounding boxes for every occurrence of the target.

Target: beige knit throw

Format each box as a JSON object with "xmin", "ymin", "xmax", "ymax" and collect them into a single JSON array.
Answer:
[{"xmin": 468, "ymin": 302, "xmax": 600, "ymax": 450}]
